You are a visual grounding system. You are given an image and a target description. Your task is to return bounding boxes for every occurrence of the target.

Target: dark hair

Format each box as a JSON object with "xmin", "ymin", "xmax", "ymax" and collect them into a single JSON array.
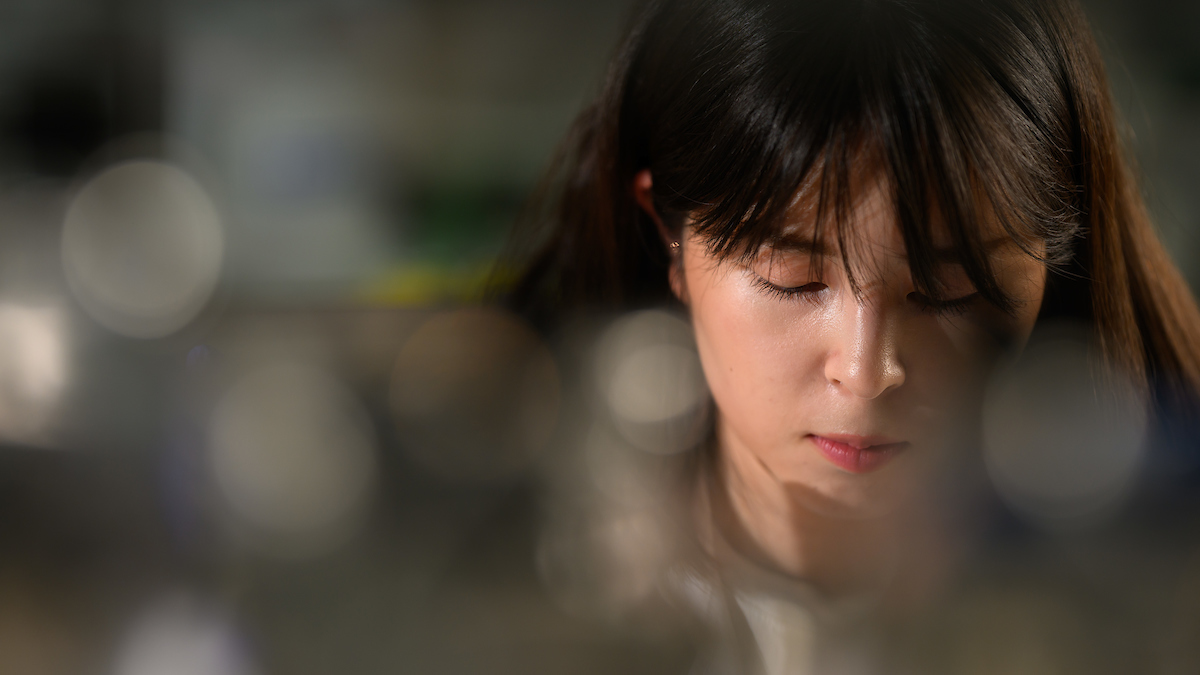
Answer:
[{"xmin": 502, "ymin": 0, "xmax": 1200, "ymax": 412}]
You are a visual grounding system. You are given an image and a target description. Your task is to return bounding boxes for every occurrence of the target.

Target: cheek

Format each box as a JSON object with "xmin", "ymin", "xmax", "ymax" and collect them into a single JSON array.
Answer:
[
  {"xmin": 899, "ymin": 288, "xmax": 1046, "ymax": 439},
  {"xmin": 928, "ymin": 261, "xmax": 1047, "ymax": 397},
  {"xmin": 684, "ymin": 261, "xmax": 826, "ymax": 440},
  {"xmin": 901, "ymin": 324, "xmax": 991, "ymax": 430}
]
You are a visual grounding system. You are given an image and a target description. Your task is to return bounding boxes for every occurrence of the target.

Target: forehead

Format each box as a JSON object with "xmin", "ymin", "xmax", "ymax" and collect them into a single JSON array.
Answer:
[{"xmin": 767, "ymin": 168, "xmax": 1016, "ymax": 264}]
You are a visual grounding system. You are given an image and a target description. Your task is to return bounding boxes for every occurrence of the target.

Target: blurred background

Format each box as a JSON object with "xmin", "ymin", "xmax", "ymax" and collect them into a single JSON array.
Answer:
[{"xmin": 1, "ymin": 0, "xmax": 1200, "ymax": 673}]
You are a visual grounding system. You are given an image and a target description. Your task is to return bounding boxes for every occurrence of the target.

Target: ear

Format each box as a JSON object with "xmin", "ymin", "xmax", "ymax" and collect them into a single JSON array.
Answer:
[
  {"xmin": 632, "ymin": 169, "xmax": 673, "ymax": 247},
  {"xmin": 632, "ymin": 169, "xmax": 689, "ymax": 305}
]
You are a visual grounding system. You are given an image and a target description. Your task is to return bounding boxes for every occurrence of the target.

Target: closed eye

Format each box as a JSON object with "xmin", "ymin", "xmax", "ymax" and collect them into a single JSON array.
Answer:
[
  {"xmin": 908, "ymin": 291, "xmax": 980, "ymax": 317},
  {"xmin": 753, "ymin": 276, "xmax": 828, "ymax": 302}
]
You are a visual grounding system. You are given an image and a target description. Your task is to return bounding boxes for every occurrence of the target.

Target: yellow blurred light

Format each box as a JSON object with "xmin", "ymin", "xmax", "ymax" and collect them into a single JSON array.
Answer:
[{"xmin": 358, "ymin": 262, "xmax": 516, "ymax": 307}]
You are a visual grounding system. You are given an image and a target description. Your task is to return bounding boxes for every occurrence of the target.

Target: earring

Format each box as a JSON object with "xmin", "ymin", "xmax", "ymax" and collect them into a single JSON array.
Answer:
[{"xmin": 669, "ymin": 241, "xmax": 680, "ymax": 252}]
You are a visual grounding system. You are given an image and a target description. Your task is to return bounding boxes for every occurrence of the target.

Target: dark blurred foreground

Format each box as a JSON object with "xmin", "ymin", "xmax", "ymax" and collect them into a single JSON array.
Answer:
[{"xmin": 6, "ymin": 303, "xmax": 1200, "ymax": 674}]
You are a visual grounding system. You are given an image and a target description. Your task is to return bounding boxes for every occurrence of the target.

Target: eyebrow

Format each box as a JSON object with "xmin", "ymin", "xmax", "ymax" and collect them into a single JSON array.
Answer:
[{"xmin": 767, "ymin": 232, "xmax": 1020, "ymax": 263}]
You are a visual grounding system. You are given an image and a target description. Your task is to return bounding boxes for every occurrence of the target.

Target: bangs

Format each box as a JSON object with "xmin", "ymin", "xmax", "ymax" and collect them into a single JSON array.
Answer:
[{"xmin": 634, "ymin": 0, "xmax": 1082, "ymax": 314}]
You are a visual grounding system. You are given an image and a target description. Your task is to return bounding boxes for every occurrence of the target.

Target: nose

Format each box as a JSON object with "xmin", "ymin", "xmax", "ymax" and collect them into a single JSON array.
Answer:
[{"xmin": 824, "ymin": 297, "xmax": 906, "ymax": 399}]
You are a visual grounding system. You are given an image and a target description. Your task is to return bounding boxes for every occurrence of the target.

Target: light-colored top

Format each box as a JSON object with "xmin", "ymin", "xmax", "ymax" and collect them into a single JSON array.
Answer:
[{"xmin": 668, "ymin": 472, "xmax": 881, "ymax": 675}]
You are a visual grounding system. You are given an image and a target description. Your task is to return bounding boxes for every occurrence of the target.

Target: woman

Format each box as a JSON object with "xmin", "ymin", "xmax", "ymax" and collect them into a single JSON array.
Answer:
[{"xmin": 504, "ymin": 0, "xmax": 1200, "ymax": 670}]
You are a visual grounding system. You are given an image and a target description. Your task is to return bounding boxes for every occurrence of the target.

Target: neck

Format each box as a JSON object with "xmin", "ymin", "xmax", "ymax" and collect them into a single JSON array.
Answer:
[{"xmin": 705, "ymin": 423, "xmax": 904, "ymax": 598}]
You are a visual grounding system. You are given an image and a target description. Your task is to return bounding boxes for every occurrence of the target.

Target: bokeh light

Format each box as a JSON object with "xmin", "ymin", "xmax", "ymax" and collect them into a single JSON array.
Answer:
[
  {"xmin": 593, "ymin": 310, "xmax": 707, "ymax": 455},
  {"xmin": 536, "ymin": 507, "xmax": 673, "ymax": 620},
  {"xmin": 0, "ymin": 2, "xmax": 1194, "ymax": 672},
  {"xmin": 208, "ymin": 363, "xmax": 377, "ymax": 556},
  {"xmin": 0, "ymin": 304, "xmax": 67, "ymax": 446},
  {"xmin": 62, "ymin": 160, "xmax": 223, "ymax": 339},
  {"xmin": 390, "ymin": 308, "xmax": 559, "ymax": 483},
  {"xmin": 112, "ymin": 593, "xmax": 258, "ymax": 675},
  {"xmin": 983, "ymin": 326, "xmax": 1147, "ymax": 528}
]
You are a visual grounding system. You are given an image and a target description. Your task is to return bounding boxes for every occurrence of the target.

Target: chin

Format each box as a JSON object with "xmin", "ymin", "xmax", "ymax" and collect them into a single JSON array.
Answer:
[{"xmin": 785, "ymin": 468, "xmax": 914, "ymax": 520}]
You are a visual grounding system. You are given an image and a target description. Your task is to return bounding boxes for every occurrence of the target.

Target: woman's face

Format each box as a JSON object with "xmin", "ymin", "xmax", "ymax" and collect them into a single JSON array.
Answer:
[{"xmin": 675, "ymin": 176, "xmax": 1047, "ymax": 518}]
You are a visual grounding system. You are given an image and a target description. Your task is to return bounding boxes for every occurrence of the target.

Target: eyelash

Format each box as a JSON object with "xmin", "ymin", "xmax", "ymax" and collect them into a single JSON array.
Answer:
[
  {"xmin": 752, "ymin": 276, "xmax": 980, "ymax": 317},
  {"xmin": 909, "ymin": 292, "xmax": 980, "ymax": 317},
  {"xmin": 751, "ymin": 276, "xmax": 828, "ymax": 304}
]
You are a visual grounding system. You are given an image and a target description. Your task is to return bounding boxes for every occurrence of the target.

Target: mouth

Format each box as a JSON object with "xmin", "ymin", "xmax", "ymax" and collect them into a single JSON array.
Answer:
[{"xmin": 808, "ymin": 433, "xmax": 909, "ymax": 474}]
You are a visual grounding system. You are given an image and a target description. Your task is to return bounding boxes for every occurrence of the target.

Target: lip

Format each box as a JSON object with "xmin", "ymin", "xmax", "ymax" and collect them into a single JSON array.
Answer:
[{"xmin": 809, "ymin": 434, "xmax": 909, "ymax": 474}]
